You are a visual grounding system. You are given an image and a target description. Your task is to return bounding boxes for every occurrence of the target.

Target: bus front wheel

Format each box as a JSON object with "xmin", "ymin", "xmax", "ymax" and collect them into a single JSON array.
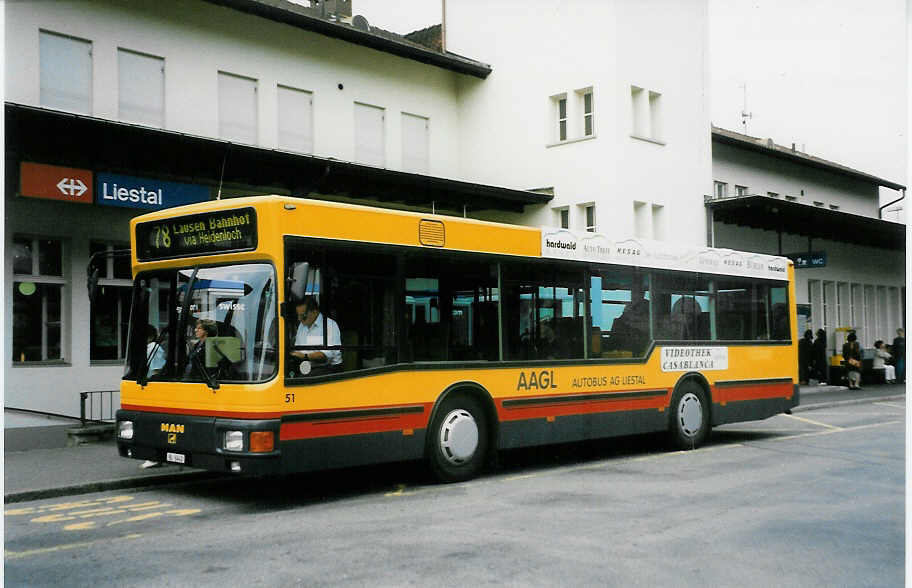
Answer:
[
  {"xmin": 668, "ymin": 381, "xmax": 710, "ymax": 450},
  {"xmin": 427, "ymin": 394, "xmax": 489, "ymax": 483}
]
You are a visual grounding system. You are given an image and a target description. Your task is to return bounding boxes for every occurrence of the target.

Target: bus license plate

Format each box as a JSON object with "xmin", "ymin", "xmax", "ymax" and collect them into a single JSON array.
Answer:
[{"xmin": 166, "ymin": 452, "xmax": 186, "ymax": 464}]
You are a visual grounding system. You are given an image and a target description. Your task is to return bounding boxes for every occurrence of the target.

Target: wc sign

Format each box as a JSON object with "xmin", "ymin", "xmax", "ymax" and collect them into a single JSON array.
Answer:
[{"xmin": 96, "ymin": 173, "xmax": 210, "ymax": 211}]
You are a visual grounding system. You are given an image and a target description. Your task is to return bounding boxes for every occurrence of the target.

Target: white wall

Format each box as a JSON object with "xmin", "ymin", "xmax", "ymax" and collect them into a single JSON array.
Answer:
[
  {"xmin": 5, "ymin": 194, "xmax": 139, "ymax": 416},
  {"xmin": 446, "ymin": 0, "xmax": 711, "ymax": 244},
  {"xmin": 5, "ymin": 0, "xmax": 464, "ymax": 177},
  {"xmin": 712, "ymin": 141, "xmax": 880, "ymax": 215}
]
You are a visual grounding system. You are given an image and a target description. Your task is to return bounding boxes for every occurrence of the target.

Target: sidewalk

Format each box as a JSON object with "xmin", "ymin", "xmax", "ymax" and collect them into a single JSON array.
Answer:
[{"xmin": 4, "ymin": 383, "xmax": 905, "ymax": 503}]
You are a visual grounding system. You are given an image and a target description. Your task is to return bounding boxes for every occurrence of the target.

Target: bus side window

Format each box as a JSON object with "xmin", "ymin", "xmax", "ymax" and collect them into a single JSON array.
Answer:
[
  {"xmin": 502, "ymin": 262, "xmax": 586, "ymax": 361},
  {"xmin": 404, "ymin": 256, "xmax": 500, "ymax": 363},
  {"xmin": 590, "ymin": 269, "xmax": 650, "ymax": 358}
]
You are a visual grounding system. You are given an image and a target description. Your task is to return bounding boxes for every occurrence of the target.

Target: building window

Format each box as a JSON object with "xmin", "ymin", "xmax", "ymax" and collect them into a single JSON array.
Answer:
[
  {"xmin": 401, "ymin": 112, "xmax": 429, "ymax": 173},
  {"xmin": 118, "ymin": 48, "xmax": 164, "ymax": 127},
  {"xmin": 580, "ymin": 89, "xmax": 594, "ymax": 136},
  {"xmin": 735, "ymin": 185, "xmax": 749, "ymax": 197},
  {"xmin": 354, "ymin": 102, "xmax": 385, "ymax": 167},
  {"xmin": 631, "ymin": 86, "xmax": 663, "ymax": 143},
  {"xmin": 12, "ymin": 236, "xmax": 65, "ymax": 363},
  {"xmin": 631, "ymin": 86, "xmax": 647, "ymax": 137},
  {"xmin": 218, "ymin": 71, "xmax": 258, "ymax": 144},
  {"xmin": 583, "ymin": 204, "xmax": 596, "ymax": 232},
  {"xmin": 648, "ymin": 90, "xmax": 662, "ymax": 141},
  {"xmin": 713, "ymin": 181, "xmax": 727, "ymax": 199},
  {"xmin": 554, "ymin": 94, "xmax": 568, "ymax": 142},
  {"xmin": 634, "ymin": 201, "xmax": 649, "ymax": 237},
  {"xmin": 40, "ymin": 30, "xmax": 92, "ymax": 114},
  {"xmin": 553, "ymin": 207, "xmax": 569, "ymax": 229},
  {"xmin": 277, "ymin": 85, "xmax": 314, "ymax": 154},
  {"xmin": 89, "ymin": 242, "xmax": 132, "ymax": 361},
  {"xmin": 651, "ymin": 204, "xmax": 665, "ymax": 240}
]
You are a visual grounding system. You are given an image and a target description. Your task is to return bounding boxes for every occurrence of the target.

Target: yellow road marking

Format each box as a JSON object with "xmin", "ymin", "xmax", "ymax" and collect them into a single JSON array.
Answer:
[
  {"xmin": 783, "ymin": 414, "xmax": 843, "ymax": 430},
  {"xmin": 166, "ymin": 509, "xmax": 201, "ymax": 516},
  {"xmin": 31, "ymin": 514, "xmax": 76, "ymax": 524},
  {"xmin": 127, "ymin": 503, "xmax": 172, "ymax": 512},
  {"xmin": 5, "ymin": 507, "xmax": 36, "ymax": 516},
  {"xmin": 7, "ymin": 496, "xmax": 137, "ymax": 518},
  {"xmin": 70, "ymin": 507, "xmax": 121, "ymax": 516},
  {"xmin": 124, "ymin": 501, "xmax": 165, "ymax": 510},
  {"xmin": 5, "ymin": 534, "xmax": 142, "ymax": 560},
  {"xmin": 107, "ymin": 512, "xmax": 165, "ymax": 526},
  {"xmin": 64, "ymin": 521, "xmax": 97, "ymax": 531},
  {"xmin": 385, "ymin": 484, "xmax": 418, "ymax": 497}
]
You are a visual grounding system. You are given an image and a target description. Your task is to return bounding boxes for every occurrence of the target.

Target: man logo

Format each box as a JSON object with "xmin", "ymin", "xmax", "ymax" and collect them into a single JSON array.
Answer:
[{"xmin": 168, "ymin": 433, "xmax": 177, "ymax": 445}]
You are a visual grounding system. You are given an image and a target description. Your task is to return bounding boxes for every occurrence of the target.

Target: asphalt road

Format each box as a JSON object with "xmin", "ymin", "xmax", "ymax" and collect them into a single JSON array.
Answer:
[{"xmin": 5, "ymin": 400, "xmax": 905, "ymax": 587}]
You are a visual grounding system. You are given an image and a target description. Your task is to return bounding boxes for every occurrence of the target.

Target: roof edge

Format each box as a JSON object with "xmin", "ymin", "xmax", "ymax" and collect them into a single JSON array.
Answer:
[
  {"xmin": 711, "ymin": 126, "xmax": 905, "ymax": 192},
  {"xmin": 201, "ymin": 0, "xmax": 492, "ymax": 78}
]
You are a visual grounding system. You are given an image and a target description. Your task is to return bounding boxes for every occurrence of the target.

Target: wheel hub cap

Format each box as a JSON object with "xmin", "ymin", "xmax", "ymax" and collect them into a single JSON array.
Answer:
[
  {"xmin": 439, "ymin": 409, "xmax": 479, "ymax": 465},
  {"xmin": 678, "ymin": 392, "xmax": 703, "ymax": 437}
]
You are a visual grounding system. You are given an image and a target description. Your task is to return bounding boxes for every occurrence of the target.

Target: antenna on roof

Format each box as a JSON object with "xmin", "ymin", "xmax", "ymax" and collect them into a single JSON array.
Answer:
[
  {"xmin": 216, "ymin": 145, "xmax": 230, "ymax": 200},
  {"xmin": 740, "ymin": 83, "xmax": 753, "ymax": 134}
]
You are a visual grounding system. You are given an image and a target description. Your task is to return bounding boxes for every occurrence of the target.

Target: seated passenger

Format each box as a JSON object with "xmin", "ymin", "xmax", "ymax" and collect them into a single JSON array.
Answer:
[
  {"xmin": 185, "ymin": 319, "xmax": 218, "ymax": 378},
  {"xmin": 146, "ymin": 325, "xmax": 166, "ymax": 376},
  {"xmin": 291, "ymin": 296, "xmax": 342, "ymax": 375}
]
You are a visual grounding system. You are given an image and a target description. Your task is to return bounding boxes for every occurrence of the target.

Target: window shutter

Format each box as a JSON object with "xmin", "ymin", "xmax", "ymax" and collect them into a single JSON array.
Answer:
[{"xmin": 40, "ymin": 31, "xmax": 92, "ymax": 114}]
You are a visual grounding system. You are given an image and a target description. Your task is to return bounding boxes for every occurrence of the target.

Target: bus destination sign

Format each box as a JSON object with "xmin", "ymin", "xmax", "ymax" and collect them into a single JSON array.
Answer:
[{"xmin": 136, "ymin": 207, "xmax": 257, "ymax": 261}]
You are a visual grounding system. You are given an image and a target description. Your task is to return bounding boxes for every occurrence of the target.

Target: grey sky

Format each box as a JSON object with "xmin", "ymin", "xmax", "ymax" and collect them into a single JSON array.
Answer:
[{"xmin": 709, "ymin": 0, "xmax": 907, "ymax": 195}]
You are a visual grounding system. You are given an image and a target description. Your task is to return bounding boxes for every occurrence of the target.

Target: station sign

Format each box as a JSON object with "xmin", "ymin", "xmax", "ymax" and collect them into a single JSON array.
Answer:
[
  {"xmin": 96, "ymin": 173, "xmax": 210, "ymax": 211},
  {"xmin": 785, "ymin": 251, "xmax": 826, "ymax": 268},
  {"xmin": 20, "ymin": 162, "xmax": 93, "ymax": 204}
]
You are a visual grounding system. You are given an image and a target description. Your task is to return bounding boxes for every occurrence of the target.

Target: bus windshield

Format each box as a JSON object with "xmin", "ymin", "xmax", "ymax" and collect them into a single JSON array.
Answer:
[{"xmin": 124, "ymin": 263, "xmax": 278, "ymax": 384}]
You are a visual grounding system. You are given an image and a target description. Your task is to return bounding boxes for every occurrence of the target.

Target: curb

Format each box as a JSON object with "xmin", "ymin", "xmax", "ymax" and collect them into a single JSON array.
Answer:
[
  {"xmin": 793, "ymin": 394, "xmax": 905, "ymax": 413},
  {"xmin": 4, "ymin": 471, "xmax": 223, "ymax": 504}
]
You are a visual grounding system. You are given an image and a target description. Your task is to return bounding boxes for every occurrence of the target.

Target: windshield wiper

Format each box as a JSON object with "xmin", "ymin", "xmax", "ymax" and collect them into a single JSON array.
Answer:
[
  {"xmin": 176, "ymin": 266, "xmax": 200, "ymax": 377},
  {"xmin": 190, "ymin": 343, "xmax": 220, "ymax": 391}
]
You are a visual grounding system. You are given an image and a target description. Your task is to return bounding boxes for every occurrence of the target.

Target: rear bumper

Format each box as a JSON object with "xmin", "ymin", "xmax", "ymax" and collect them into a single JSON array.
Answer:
[{"xmin": 116, "ymin": 409, "xmax": 281, "ymax": 475}]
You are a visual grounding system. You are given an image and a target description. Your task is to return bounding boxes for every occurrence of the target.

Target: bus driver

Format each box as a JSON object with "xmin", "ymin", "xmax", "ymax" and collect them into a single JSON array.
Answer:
[{"xmin": 291, "ymin": 296, "xmax": 342, "ymax": 375}]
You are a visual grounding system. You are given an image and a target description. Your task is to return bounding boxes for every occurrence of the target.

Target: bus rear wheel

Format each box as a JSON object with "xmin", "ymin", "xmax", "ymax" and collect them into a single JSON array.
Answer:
[
  {"xmin": 427, "ymin": 394, "xmax": 489, "ymax": 483},
  {"xmin": 668, "ymin": 381, "xmax": 710, "ymax": 450}
]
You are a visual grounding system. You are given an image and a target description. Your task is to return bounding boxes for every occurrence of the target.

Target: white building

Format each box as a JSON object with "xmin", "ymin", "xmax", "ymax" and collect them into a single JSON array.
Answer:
[
  {"xmin": 709, "ymin": 126, "xmax": 905, "ymax": 358},
  {"xmin": 446, "ymin": 1, "xmax": 712, "ymax": 243},
  {"xmin": 3, "ymin": 0, "xmax": 902, "ymax": 447}
]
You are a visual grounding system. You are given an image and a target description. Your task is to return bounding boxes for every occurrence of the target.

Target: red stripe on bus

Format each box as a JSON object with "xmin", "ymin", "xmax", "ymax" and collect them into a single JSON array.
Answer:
[
  {"xmin": 280, "ymin": 411, "xmax": 429, "ymax": 440},
  {"xmin": 497, "ymin": 390, "xmax": 670, "ymax": 422},
  {"xmin": 714, "ymin": 382, "xmax": 794, "ymax": 403}
]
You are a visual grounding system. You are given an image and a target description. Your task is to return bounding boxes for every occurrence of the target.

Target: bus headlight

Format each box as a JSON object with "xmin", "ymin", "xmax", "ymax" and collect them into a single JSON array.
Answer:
[
  {"xmin": 118, "ymin": 421, "xmax": 134, "ymax": 440},
  {"xmin": 224, "ymin": 430, "xmax": 244, "ymax": 452}
]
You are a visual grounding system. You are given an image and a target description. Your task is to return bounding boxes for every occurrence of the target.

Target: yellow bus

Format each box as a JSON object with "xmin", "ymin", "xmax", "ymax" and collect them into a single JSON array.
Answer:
[{"xmin": 115, "ymin": 196, "xmax": 798, "ymax": 482}]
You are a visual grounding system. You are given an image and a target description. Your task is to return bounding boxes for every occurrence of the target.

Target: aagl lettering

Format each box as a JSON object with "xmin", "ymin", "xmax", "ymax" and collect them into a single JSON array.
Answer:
[{"xmin": 516, "ymin": 370, "xmax": 557, "ymax": 391}]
